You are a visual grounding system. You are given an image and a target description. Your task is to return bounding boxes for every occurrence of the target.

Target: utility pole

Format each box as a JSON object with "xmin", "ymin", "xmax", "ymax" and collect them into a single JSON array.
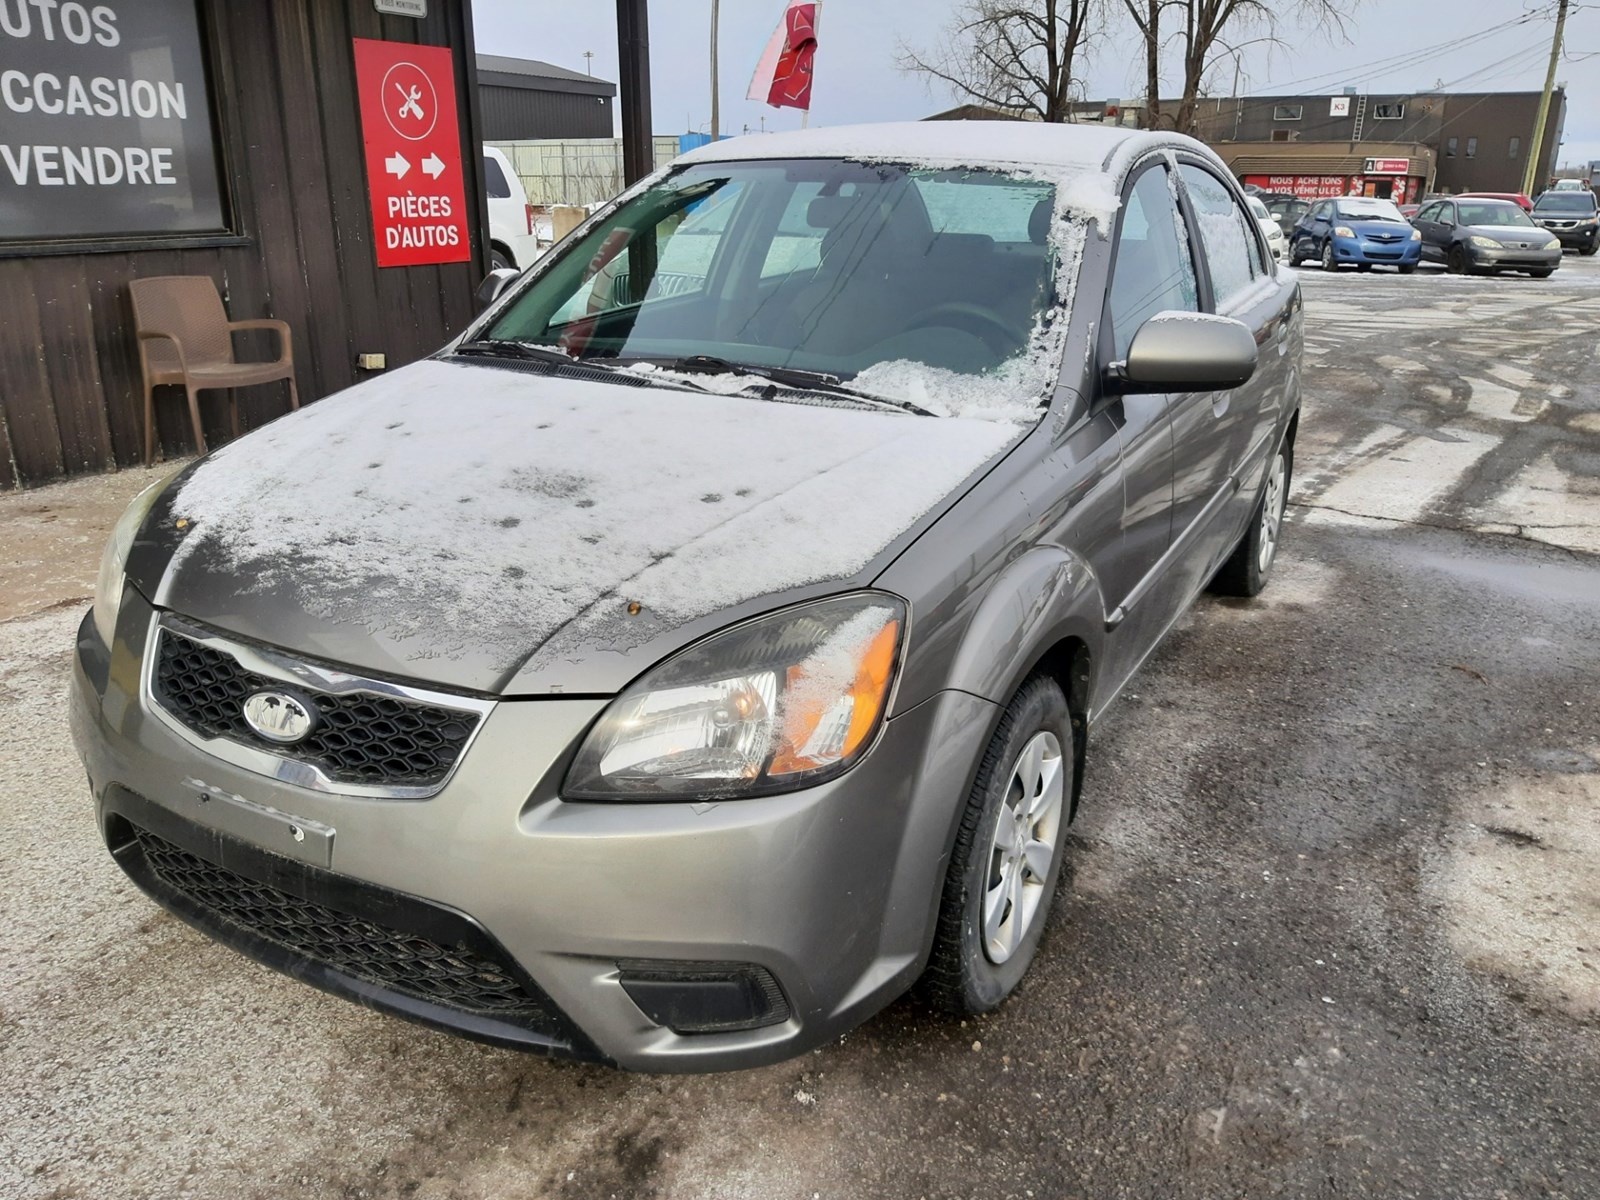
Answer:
[
  {"xmin": 710, "ymin": 0, "xmax": 720, "ymax": 141},
  {"xmin": 1522, "ymin": 0, "xmax": 1568, "ymax": 198},
  {"xmin": 617, "ymin": 0, "xmax": 654, "ymax": 185}
]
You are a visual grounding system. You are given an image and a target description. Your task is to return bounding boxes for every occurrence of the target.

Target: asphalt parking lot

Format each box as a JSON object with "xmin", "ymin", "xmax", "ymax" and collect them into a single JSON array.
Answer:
[{"xmin": 2, "ymin": 255, "xmax": 1598, "ymax": 1200}]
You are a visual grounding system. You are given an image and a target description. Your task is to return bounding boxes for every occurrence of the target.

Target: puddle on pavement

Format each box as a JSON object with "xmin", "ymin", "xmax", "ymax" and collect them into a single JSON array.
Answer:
[{"xmin": 1399, "ymin": 547, "xmax": 1600, "ymax": 607}]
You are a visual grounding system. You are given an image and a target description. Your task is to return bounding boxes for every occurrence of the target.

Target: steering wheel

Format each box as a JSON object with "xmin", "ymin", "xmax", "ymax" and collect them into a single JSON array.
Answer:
[{"xmin": 910, "ymin": 301, "xmax": 1023, "ymax": 357}]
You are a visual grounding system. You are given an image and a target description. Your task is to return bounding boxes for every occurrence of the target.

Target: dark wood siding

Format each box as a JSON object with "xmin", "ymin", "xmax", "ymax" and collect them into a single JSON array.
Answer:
[{"xmin": 0, "ymin": 0, "xmax": 486, "ymax": 488}]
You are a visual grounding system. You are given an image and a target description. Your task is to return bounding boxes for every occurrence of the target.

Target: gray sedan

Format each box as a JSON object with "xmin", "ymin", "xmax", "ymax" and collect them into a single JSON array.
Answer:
[
  {"xmin": 71, "ymin": 122, "xmax": 1302, "ymax": 1071},
  {"xmin": 1412, "ymin": 197, "xmax": 1563, "ymax": 277}
]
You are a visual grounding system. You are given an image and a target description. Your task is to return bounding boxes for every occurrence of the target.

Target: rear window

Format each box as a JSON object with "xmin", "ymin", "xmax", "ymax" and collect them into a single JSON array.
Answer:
[
  {"xmin": 484, "ymin": 154, "xmax": 511, "ymax": 200},
  {"xmin": 1533, "ymin": 192, "xmax": 1597, "ymax": 214}
]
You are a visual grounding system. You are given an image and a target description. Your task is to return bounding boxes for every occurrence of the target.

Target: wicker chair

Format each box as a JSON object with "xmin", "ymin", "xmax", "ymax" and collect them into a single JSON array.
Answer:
[{"xmin": 130, "ymin": 275, "xmax": 299, "ymax": 461}]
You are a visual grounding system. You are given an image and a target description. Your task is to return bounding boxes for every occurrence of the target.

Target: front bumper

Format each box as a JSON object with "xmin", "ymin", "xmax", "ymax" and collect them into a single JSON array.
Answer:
[
  {"xmin": 1330, "ymin": 235, "xmax": 1421, "ymax": 266},
  {"xmin": 1534, "ymin": 224, "xmax": 1597, "ymax": 249},
  {"xmin": 69, "ymin": 591, "xmax": 997, "ymax": 1071},
  {"xmin": 1466, "ymin": 241, "xmax": 1564, "ymax": 270}
]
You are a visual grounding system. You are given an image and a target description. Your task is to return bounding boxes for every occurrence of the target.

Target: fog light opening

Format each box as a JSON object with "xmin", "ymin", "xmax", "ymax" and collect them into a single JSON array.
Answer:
[{"xmin": 618, "ymin": 960, "xmax": 790, "ymax": 1034}]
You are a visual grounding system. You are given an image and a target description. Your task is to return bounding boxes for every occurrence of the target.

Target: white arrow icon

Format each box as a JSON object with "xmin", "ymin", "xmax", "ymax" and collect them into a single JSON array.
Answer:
[
  {"xmin": 422, "ymin": 153, "xmax": 446, "ymax": 180},
  {"xmin": 385, "ymin": 152, "xmax": 410, "ymax": 179}
]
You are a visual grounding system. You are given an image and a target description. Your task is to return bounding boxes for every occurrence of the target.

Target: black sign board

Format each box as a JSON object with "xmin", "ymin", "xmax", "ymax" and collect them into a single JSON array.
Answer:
[{"xmin": 0, "ymin": 0, "xmax": 226, "ymax": 243}]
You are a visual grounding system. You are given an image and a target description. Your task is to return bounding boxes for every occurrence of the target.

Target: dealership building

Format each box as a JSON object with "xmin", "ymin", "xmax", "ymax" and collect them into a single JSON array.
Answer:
[
  {"xmin": 1192, "ymin": 90, "xmax": 1568, "ymax": 203},
  {"xmin": 0, "ymin": 0, "xmax": 502, "ymax": 489}
]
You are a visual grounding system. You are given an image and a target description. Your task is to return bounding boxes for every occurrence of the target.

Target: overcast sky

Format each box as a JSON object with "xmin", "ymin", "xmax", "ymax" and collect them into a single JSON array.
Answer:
[{"xmin": 473, "ymin": 1, "xmax": 1600, "ymax": 170}]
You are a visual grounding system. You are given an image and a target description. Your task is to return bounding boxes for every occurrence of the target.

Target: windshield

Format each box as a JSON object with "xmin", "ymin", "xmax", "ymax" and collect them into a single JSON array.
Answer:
[
  {"xmin": 1533, "ymin": 192, "xmax": 1598, "ymax": 214},
  {"xmin": 1334, "ymin": 199, "xmax": 1405, "ymax": 223},
  {"xmin": 1247, "ymin": 196, "xmax": 1271, "ymax": 220},
  {"xmin": 480, "ymin": 159, "xmax": 1062, "ymax": 415},
  {"xmin": 1457, "ymin": 202, "xmax": 1537, "ymax": 228}
]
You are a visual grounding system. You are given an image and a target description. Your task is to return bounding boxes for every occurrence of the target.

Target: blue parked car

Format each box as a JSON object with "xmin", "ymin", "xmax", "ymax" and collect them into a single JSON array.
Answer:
[{"xmin": 1288, "ymin": 196, "xmax": 1422, "ymax": 273}]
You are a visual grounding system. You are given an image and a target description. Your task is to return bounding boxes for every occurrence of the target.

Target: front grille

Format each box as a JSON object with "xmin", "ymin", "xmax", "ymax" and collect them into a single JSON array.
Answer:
[
  {"xmin": 133, "ymin": 823, "xmax": 553, "ymax": 1021},
  {"xmin": 152, "ymin": 628, "xmax": 478, "ymax": 788}
]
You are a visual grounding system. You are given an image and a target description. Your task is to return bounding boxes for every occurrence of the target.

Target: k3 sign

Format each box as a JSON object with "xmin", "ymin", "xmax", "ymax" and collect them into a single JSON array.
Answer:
[{"xmin": 352, "ymin": 38, "xmax": 470, "ymax": 268}]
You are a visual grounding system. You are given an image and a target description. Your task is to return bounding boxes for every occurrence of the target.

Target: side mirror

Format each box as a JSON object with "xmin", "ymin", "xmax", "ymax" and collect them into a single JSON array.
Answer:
[
  {"xmin": 475, "ymin": 268, "xmax": 520, "ymax": 310},
  {"xmin": 1106, "ymin": 312, "xmax": 1258, "ymax": 395}
]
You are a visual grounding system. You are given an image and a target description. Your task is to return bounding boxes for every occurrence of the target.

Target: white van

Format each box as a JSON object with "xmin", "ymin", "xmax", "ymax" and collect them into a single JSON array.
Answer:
[{"xmin": 483, "ymin": 146, "xmax": 538, "ymax": 270}]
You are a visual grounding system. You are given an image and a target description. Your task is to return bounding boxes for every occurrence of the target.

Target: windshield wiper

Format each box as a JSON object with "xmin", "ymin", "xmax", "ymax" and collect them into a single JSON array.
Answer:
[
  {"xmin": 453, "ymin": 339, "xmax": 612, "ymax": 368},
  {"xmin": 649, "ymin": 355, "xmax": 938, "ymax": 417}
]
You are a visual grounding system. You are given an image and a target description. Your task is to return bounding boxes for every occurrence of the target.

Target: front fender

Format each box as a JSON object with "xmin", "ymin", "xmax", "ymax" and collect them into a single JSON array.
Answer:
[{"xmin": 943, "ymin": 545, "xmax": 1107, "ymax": 708}]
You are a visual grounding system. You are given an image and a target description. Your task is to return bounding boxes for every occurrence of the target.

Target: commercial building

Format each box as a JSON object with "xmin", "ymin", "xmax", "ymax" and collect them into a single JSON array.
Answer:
[
  {"xmin": 0, "ymin": 0, "xmax": 490, "ymax": 489},
  {"xmin": 476, "ymin": 53, "xmax": 617, "ymax": 140},
  {"xmin": 1191, "ymin": 90, "xmax": 1567, "ymax": 201}
]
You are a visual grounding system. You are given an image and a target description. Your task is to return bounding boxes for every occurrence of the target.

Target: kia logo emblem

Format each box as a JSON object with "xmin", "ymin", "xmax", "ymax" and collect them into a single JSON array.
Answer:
[{"xmin": 242, "ymin": 691, "xmax": 316, "ymax": 745}]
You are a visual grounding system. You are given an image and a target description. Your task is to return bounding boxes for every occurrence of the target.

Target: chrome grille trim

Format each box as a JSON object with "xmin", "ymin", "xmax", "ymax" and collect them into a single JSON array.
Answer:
[{"xmin": 140, "ymin": 613, "xmax": 495, "ymax": 799}]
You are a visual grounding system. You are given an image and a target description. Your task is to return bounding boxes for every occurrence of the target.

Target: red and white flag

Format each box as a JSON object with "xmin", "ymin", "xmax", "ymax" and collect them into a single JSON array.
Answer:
[{"xmin": 748, "ymin": 0, "xmax": 821, "ymax": 112}]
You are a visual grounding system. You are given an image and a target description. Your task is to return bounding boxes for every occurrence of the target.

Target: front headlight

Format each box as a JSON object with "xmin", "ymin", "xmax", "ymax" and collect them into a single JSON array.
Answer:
[
  {"xmin": 564, "ymin": 593, "xmax": 905, "ymax": 800},
  {"xmin": 1546, "ymin": 236, "xmax": 1564, "ymax": 249},
  {"xmin": 1469, "ymin": 235, "xmax": 1502, "ymax": 250},
  {"xmin": 1410, "ymin": 228, "xmax": 1422, "ymax": 241},
  {"xmin": 91, "ymin": 472, "xmax": 177, "ymax": 648},
  {"xmin": 1333, "ymin": 225, "xmax": 1356, "ymax": 239}
]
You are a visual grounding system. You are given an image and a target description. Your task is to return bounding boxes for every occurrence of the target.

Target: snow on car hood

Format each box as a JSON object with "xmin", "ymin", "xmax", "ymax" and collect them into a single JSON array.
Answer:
[{"xmin": 154, "ymin": 359, "xmax": 1022, "ymax": 694}]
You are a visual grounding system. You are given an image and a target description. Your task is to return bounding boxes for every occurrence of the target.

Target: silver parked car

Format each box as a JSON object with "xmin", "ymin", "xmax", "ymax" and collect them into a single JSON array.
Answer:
[{"xmin": 71, "ymin": 123, "xmax": 1302, "ymax": 1072}]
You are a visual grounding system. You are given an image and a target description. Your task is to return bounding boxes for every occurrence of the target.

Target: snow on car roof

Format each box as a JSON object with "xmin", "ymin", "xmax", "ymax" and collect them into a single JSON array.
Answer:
[{"xmin": 679, "ymin": 120, "xmax": 1160, "ymax": 174}]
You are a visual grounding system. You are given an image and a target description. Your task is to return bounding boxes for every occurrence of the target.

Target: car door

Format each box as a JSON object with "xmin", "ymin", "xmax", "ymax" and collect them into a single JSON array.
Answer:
[
  {"xmin": 1169, "ymin": 161, "xmax": 1289, "ymax": 589},
  {"xmin": 1297, "ymin": 201, "xmax": 1330, "ymax": 254},
  {"xmin": 1415, "ymin": 201, "xmax": 1451, "ymax": 262},
  {"xmin": 1083, "ymin": 157, "xmax": 1196, "ymax": 695}
]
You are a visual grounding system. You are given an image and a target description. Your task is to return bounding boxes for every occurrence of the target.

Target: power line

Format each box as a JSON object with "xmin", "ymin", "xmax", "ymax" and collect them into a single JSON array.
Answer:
[{"xmin": 1251, "ymin": 4, "xmax": 1558, "ymax": 95}]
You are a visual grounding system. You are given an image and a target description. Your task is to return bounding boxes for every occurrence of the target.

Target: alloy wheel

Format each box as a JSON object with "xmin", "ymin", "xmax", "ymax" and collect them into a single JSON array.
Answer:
[
  {"xmin": 1321, "ymin": 242, "xmax": 1336, "ymax": 271},
  {"xmin": 981, "ymin": 730, "xmax": 1065, "ymax": 965},
  {"xmin": 1257, "ymin": 451, "xmax": 1288, "ymax": 575}
]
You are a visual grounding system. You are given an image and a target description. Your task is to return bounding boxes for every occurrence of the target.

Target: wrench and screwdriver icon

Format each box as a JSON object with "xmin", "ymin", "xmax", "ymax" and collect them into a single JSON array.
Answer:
[{"xmin": 395, "ymin": 82, "xmax": 425, "ymax": 121}]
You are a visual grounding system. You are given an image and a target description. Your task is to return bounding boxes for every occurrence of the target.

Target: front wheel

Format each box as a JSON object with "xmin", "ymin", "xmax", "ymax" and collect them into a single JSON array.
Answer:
[
  {"xmin": 1580, "ymin": 240, "xmax": 1598, "ymax": 257},
  {"xmin": 490, "ymin": 248, "xmax": 514, "ymax": 272},
  {"xmin": 1529, "ymin": 268, "xmax": 1555, "ymax": 278},
  {"xmin": 1447, "ymin": 245, "xmax": 1468, "ymax": 275},
  {"xmin": 1321, "ymin": 241, "xmax": 1337, "ymax": 271},
  {"xmin": 1398, "ymin": 264, "xmax": 1417, "ymax": 275},
  {"xmin": 1211, "ymin": 442, "xmax": 1291, "ymax": 597},
  {"xmin": 922, "ymin": 675, "xmax": 1074, "ymax": 1015}
]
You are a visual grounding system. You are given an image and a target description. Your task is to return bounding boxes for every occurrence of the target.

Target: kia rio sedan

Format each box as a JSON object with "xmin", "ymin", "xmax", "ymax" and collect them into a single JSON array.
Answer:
[{"xmin": 71, "ymin": 123, "xmax": 1302, "ymax": 1072}]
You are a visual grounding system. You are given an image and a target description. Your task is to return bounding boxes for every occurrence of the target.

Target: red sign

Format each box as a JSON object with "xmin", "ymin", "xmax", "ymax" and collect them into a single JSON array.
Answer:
[
  {"xmin": 1365, "ymin": 157, "xmax": 1410, "ymax": 175},
  {"xmin": 1247, "ymin": 174, "xmax": 1356, "ymax": 199},
  {"xmin": 353, "ymin": 38, "xmax": 470, "ymax": 268}
]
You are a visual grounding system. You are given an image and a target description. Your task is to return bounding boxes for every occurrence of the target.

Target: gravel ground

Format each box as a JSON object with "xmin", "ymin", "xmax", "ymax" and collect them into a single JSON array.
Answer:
[{"xmin": 1, "ymin": 258, "xmax": 1597, "ymax": 1200}]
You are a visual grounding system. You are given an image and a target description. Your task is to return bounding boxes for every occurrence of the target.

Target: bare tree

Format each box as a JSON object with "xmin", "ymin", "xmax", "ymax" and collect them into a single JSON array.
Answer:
[
  {"xmin": 1161, "ymin": 0, "xmax": 1356, "ymax": 134},
  {"xmin": 898, "ymin": 0, "xmax": 1099, "ymax": 123},
  {"xmin": 1121, "ymin": 0, "xmax": 1164, "ymax": 130}
]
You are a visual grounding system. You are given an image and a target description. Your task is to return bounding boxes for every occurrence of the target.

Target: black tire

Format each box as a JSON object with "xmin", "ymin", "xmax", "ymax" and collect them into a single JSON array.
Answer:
[
  {"xmin": 922, "ymin": 674, "xmax": 1074, "ymax": 1016},
  {"xmin": 1398, "ymin": 264, "xmax": 1417, "ymax": 275},
  {"xmin": 1321, "ymin": 241, "xmax": 1337, "ymax": 271},
  {"xmin": 1211, "ymin": 438, "xmax": 1292, "ymax": 598},
  {"xmin": 1288, "ymin": 239, "xmax": 1306, "ymax": 266},
  {"xmin": 491, "ymin": 247, "xmax": 514, "ymax": 272},
  {"xmin": 1357, "ymin": 263, "xmax": 1373, "ymax": 272},
  {"xmin": 1530, "ymin": 268, "xmax": 1555, "ymax": 279},
  {"xmin": 1581, "ymin": 240, "xmax": 1598, "ymax": 257},
  {"xmin": 1447, "ymin": 244, "xmax": 1468, "ymax": 275}
]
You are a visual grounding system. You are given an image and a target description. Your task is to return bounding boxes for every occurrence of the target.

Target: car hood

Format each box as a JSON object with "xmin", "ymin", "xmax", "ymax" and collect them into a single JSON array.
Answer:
[
  {"xmin": 1462, "ymin": 223, "xmax": 1552, "ymax": 242},
  {"xmin": 141, "ymin": 359, "xmax": 1023, "ymax": 695},
  {"xmin": 1336, "ymin": 218, "xmax": 1412, "ymax": 237}
]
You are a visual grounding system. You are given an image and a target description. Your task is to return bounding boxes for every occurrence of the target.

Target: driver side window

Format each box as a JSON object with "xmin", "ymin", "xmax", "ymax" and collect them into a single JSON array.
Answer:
[{"xmin": 1107, "ymin": 164, "xmax": 1200, "ymax": 361}]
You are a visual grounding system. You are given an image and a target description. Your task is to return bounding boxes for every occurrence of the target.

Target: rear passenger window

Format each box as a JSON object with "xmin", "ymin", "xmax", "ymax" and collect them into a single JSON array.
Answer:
[
  {"xmin": 1107, "ymin": 164, "xmax": 1200, "ymax": 360},
  {"xmin": 1179, "ymin": 164, "xmax": 1261, "ymax": 307},
  {"xmin": 483, "ymin": 154, "xmax": 511, "ymax": 200}
]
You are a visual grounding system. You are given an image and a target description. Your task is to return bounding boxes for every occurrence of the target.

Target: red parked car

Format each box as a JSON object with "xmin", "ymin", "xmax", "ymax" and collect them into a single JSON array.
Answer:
[{"xmin": 1457, "ymin": 192, "xmax": 1534, "ymax": 212}]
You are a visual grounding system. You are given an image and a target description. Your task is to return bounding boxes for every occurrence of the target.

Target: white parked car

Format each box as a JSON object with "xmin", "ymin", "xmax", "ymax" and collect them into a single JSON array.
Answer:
[
  {"xmin": 1248, "ymin": 194, "xmax": 1287, "ymax": 261},
  {"xmin": 483, "ymin": 146, "xmax": 538, "ymax": 271}
]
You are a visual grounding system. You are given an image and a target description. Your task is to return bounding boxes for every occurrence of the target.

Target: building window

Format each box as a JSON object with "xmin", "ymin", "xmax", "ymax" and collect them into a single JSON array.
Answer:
[
  {"xmin": 1272, "ymin": 104, "xmax": 1303, "ymax": 121},
  {"xmin": 1509, "ymin": 136, "xmax": 1521, "ymax": 159},
  {"xmin": 1271, "ymin": 130, "xmax": 1291, "ymax": 143},
  {"xmin": 1467, "ymin": 137, "xmax": 1478, "ymax": 158},
  {"xmin": 1373, "ymin": 103, "xmax": 1405, "ymax": 120},
  {"xmin": 1446, "ymin": 137, "xmax": 1458, "ymax": 157}
]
